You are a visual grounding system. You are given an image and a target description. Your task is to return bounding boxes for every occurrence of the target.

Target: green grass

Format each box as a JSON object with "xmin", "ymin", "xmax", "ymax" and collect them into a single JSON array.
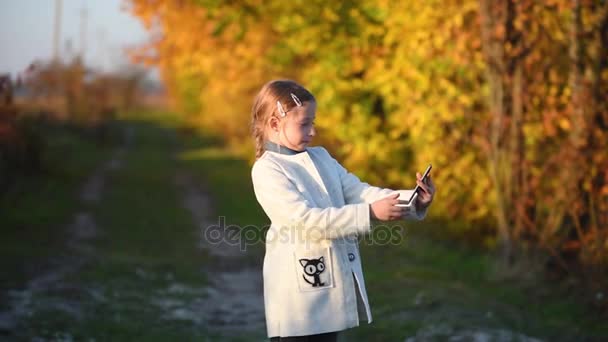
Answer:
[
  {"xmin": 1, "ymin": 111, "xmax": 267, "ymax": 341},
  {"xmin": 174, "ymin": 119, "xmax": 607, "ymax": 341},
  {"xmin": 92, "ymin": 120, "xmax": 204, "ymax": 266},
  {"xmin": 4, "ymin": 111, "xmax": 607, "ymax": 341},
  {"xmin": 178, "ymin": 131, "xmax": 268, "ymax": 251},
  {"xmin": 341, "ymin": 227, "xmax": 607, "ymax": 341},
  {"xmin": 66, "ymin": 117, "xmax": 211, "ymax": 340}
]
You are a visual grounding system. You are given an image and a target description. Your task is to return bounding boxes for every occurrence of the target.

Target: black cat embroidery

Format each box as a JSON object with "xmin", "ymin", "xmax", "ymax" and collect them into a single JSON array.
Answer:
[{"xmin": 299, "ymin": 256, "xmax": 326, "ymax": 287}]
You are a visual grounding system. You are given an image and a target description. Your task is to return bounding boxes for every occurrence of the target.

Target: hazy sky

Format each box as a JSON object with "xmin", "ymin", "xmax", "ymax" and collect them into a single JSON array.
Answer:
[{"xmin": 0, "ymin": 0, "xmax": 151, "ymax": 76}]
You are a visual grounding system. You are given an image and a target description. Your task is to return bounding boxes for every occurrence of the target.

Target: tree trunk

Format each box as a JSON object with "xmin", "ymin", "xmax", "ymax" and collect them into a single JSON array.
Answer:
[
  {"xmin": 479, "ymin": 0, "xmax": 512, "ymax": 262},
  {"xmin": 511, "ymin": 63, "xmax": 524, "ymax": 241},
  {"xmin": 569, "ymin": 0, "xmax": 584, "ymax": 146},
  {"xmin": 588, "ymin": 1, "xmax": 608, "ymax": 264}
]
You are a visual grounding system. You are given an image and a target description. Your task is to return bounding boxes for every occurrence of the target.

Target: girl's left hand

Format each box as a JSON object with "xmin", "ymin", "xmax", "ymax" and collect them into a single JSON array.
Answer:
[{"xmin": 415, "ymin": 172, "xmax": 435, "ymax": 209}]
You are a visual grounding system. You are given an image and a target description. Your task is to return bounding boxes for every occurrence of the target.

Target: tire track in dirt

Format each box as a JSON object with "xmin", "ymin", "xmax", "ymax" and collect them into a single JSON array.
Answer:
[{"xmin": 173, "ymin": 169, "xmax": 266, "ymax": 338}]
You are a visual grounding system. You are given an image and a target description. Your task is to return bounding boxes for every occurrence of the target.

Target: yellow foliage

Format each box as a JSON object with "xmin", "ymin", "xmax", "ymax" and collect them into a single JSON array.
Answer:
[
  {"xmin": 558, "ymin": 118, "xmax": 571, "ymax": 131},
  {"xmin": 127, "ymin": 0, "xmax": 608, "ymax": 267}
]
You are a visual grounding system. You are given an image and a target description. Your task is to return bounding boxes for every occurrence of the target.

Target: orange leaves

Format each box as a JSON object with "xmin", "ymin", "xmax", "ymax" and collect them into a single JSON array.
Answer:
[{"xmin": 127, "ymin": 0, "xmax": 608, "ymax": 268}]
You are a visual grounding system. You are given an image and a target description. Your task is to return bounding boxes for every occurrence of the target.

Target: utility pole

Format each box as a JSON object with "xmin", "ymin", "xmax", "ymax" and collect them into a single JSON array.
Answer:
[{"xmin": 53, "ymin": 0, "xmax": 62, "ymax": 62}]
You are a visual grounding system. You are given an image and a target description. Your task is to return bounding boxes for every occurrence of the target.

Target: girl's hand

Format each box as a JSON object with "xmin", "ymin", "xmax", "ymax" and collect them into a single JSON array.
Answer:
[
  {"xmin": 370, "ymin": 193, "xmax": 404, "ymax": 221},
  {"xmin": 415, "ymin": 172, "xmax": 435, "ymax": 209}
]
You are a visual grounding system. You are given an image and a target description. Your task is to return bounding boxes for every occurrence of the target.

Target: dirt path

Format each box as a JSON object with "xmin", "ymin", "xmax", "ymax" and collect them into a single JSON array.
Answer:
[
  {"xmin": 173, "ymin": 169, "xmax": 266, "ymax": 337},
  {"xmin": 0, "ymin": 129, "xmax": 130, "ymax": 339},
  {"xmin": 1, "ymin": 124, "xmax": 267, "ymax": 340}
]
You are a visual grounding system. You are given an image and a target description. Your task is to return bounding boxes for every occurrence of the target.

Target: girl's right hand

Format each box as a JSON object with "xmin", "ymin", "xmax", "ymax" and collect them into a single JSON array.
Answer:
[{"xmin": 370, "ymin": 193, "xmax": 403, "ymax": 221}]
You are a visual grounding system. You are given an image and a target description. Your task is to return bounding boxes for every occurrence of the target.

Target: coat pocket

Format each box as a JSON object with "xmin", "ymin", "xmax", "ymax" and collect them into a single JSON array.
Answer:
[{"xmin": 293, "ymin": 247, "xmax": 334, "ymax": 292}]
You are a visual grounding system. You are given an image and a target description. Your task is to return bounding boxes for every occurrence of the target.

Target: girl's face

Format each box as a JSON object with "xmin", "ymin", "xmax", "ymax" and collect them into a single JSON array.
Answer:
[{"xmin": 274, "ymin": 101, "xmax": 317, "ymax": 151}]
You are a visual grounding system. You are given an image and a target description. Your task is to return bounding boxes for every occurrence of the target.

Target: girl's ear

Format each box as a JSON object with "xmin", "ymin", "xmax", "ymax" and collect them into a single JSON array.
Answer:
[{"xmin": 269, "ymin": 116, "xmax": 280, "ymax": 133}]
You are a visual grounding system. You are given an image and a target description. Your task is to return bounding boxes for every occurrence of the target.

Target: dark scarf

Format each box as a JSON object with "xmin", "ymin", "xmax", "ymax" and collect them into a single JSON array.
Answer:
[{"xmin": 264, "ymin": 141, "xmax": 305, "ymax": 155}]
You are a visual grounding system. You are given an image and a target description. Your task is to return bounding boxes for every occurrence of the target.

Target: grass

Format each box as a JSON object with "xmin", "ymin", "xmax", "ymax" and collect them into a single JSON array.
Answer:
[
  {"xmin": 341, "ymin": 226, "xmax": 607, "ymax": 341},
  {"xmin": 174, "ymin": 120, "xmax": 608, "ymax": 341},
  {"xmin": 174, "ymin": 117, "xmax": 608, "ymax": 341},
  {"xmin": 3, "ymin": 110, "xmax": 607, "ymax": 341},
  {"xmin": 1, "ymin": 113, "xmax": 212, "ymax": 340},
  {"xmin": 19, "ymin": 112, "xmax": 263, "ymax": 341},
  {"xmin": 178, "ymin": 131, "xmax": 268, "ymax": 251},
  {"xmin": 62, "ymin": 117, "xmax": 211, "ymax": 340}
]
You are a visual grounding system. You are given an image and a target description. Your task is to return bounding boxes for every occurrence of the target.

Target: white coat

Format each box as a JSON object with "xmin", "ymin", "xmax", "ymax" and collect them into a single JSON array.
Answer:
[{"xmin": 251, "ymin": 146, "xmax": 427, "ymax": 338}]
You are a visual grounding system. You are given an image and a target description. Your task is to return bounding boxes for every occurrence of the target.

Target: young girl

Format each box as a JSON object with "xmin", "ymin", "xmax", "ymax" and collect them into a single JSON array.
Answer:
[{"xmin": 250, "ymin": 80, "xmax": 435, "ymax": 342}]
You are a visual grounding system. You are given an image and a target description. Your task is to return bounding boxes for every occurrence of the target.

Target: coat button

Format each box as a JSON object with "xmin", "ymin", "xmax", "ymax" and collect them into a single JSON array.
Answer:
[{"xmin": 348, "ymin": 253, "xmax": 356, "ymax": 262}]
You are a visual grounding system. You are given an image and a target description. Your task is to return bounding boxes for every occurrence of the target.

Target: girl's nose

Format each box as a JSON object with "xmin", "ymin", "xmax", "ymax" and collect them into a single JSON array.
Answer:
[{"xmin": 310, "ymin": 126, "xmax": 316, "ymax": 137}]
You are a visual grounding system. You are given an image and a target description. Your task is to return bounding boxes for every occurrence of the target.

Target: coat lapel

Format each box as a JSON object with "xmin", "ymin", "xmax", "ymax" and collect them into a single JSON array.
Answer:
[{"xmin": 302, "ymin": 151, "xmax": 329, "ymax": 196}]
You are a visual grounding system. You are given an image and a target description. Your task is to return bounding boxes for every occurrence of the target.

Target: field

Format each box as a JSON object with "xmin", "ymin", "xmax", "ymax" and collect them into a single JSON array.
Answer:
[{"xmin": 1, "ymin": 111, "xmax": 606, "ymax": 341}]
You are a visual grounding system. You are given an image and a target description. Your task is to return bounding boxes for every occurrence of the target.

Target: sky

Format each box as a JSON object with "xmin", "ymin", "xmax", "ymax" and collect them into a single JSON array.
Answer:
[{"xmin": 0, "ymin": 0, "xmax": 153, "ymax": 77}]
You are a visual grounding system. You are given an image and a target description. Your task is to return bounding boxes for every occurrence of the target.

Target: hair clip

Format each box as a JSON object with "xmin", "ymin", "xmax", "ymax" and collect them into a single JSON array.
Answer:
[
  {"xmin": 276, "ymin": 100, "xmax": 286, "ymax": 117},
  {"xmin": 291, "ymin": 93, "xmax": 302, "ymax": 107}
]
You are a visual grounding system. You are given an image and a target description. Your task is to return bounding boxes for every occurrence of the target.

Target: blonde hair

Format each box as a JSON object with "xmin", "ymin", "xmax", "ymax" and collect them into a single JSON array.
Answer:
[{"xmin": 251, "ymin": 79, "xmax": 315, "ymax": 159}]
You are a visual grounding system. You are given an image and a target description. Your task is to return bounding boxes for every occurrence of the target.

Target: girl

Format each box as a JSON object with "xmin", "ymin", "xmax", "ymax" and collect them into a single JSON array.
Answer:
[{"xmin": 250, "ymin": 80, "xmax": 435, "ymax": 342}]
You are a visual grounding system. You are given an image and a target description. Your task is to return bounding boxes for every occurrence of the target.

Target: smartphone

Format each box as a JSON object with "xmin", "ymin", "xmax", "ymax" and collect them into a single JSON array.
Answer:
[{"xmin": 404, "ymin": 164, "xmax": 432, "ymax": 204}]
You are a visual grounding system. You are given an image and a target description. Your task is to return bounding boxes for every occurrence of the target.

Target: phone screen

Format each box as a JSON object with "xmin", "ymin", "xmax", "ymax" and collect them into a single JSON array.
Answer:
[{"xmin": 407, "ymin": 164, "xmax": 432, "ymax": 203}]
